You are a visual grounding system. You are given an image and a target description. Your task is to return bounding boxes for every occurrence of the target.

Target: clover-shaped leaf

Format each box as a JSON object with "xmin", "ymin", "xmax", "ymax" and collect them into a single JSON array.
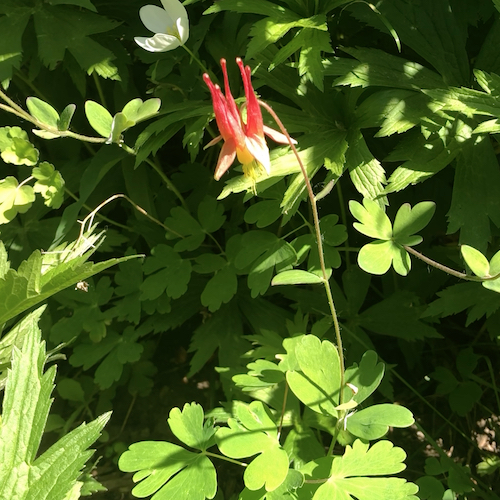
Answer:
[
  {"xmin": 32, "ymin": 161, "xmax": 65, "ymax": 208},
  {"xmin": 0, "ymin": 176, "xmax": 35, "ymax": 224},
  {"xmin": 301, "ymin": 440, "xmax": 418, "ymax": 500},
  {"xmin": 233, "ymin": 359, "xmax": 285, "ymax": 391},
  {"xmin": 216, "ymin": 401, "xmax": 289, "ymax": 492},
  {"xmin": 350, "ymin": 199, "xmax": 435, "ymax": 276},
  {"xmin": 286, "ymin": 335, "xmax": 341, "ymax": 418},
  {"xmin": 169, "ymin": 403, "xmax": 217, "ymax": 451},
  {"xmin": 118, "ymin": 442, "xmax": 217, "ymax": 500}
]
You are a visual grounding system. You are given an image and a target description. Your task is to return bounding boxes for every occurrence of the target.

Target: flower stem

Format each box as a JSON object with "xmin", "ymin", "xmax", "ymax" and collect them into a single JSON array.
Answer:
[
  {"xmin": 258, "ymin": 99, "xmax": 346, "ymax": 406},
  {"xmin": 182, "ymin": 45, "xmax": 210, "ymax": 74}
]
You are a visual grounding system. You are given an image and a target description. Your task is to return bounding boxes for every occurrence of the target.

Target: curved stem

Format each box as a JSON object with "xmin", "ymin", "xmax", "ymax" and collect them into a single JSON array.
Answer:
[
  {"xmin": 403, "ymin": 245, "xmax": 500, "ymax": 282},
  {"xmin": 258, "ymin": 99, "xmax": 346, "ymax": 406},
  {"xmin": 182, "ymin": 45, "xmax": 210, "ymax": 74},
  {"xmin": 78, "ymin": 193, "xmax": 184, "ymax": 240}
]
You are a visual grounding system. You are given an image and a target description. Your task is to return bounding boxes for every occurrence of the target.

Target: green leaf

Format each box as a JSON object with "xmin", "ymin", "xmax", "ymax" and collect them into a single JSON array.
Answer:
[
  {"xmin": 447, "ymin": 137, "xmax": 500, "ymax": 252},
  {"xmin": 165, "ymin": 207, "xmax": 205, "ymax": 251},
  {"xmin": 58, "ymin": 103, "xmax": 76, "ymax": 130},
  {"xmin": 216, "ymin": 401, "xmax": 289, "ymax": 491},
  {"xmin": 346, "ymin": 404, "xmax": 414, "ymax": 440},
  {"xmin": 0, "ymin": 11, "xmax": 30, "ymax": 82},
  {"xmin": 360, "ymin": 291, "xmax": 441, "ymax": 341},
  {"xmin": 122, "ymin": 97, "xmax": 161, "ymax": 124},
  {"xmin": 271, "ymin": 269, "xmax": 324, "ymax": 286},
  {"xmin": 140, "ymin": 244, "xmax": 192, "ymax": 300},
  {"xmin": 119, "ymin": 441, "xmax": 217, "ymax": 500},
  {"xmin": 233, "ymin": 359, "xmax": 285, "ymax": 391},
  {"xmin": 26, "ymin": 96, "xmax": 60, "ymax": 128},
  {"xmin": 84, "ymin": 100, "xmax": 113, "ymax": 138},
  {"xmin": 168, "ymin": 403, "xmax": 217, "ymax": 451},
  {"xmin": 0, "ymin": 308, "xmax": 110, "ymax": 499},
  {"xmin": 0, "ymin": 229, "xmax": 137, "ymax": 326},
  {"xmin": 32, "ymin": 161, "xmax": 65, "ymax": 208},
  {"xmin": 200, "ymin": 265, "xmax": 238, "ymax": 312},
  {"xmin": 301, "ymin": 440, "xmax": 418, "ymax": 500},
  {"xmin": 198, "ymin": 196, "xmax": 226, "ymax": 233},
  {"xmin": 350, "ymin": 199, "xmax": 392, "ymax": 240},
  {"xmin": 0, "ymin": 126, "xmax": 39, "ymax": 166},
  {"xmin": 286, "ymin": 335, "xmax": 341, "ymax": 417},
  {"xmin": 108, "ymin": 112, "xmax": 134, "ymax": 143},
  {"xmin": 461, "ymin": 245, "xmax": 489, "ymax": 277},
  {"xmin": 346, "ymin": 131, "xmax": 387, "ymax": 205},
  {"xmin": 392, "ymin": 202, "xmax": 436, "ymax": 240},
  {"xmin": 345, "ymin": 351, "xmax": 385, "ymax": 405},
  {"xmin": 34, "ymin": 6, "xmax": 120, "ymax": 75},
  {"xmin": 244, "ymin": 200, "xmax": 282, "ymax": 228},
  {"xmin": 358, "ymin": 241, "xmax": 398, "ymax": 275},
  {"xmin": 193, "ymin": 254, "xmax": 227, "ymax": 274},
  {"xmin": 0, "ymin": 176, "xmax": 35, "ymax": 224},
  {"xmin": 297, "ymin": 29, "xmax": 332, "ymax": 91},
  {"xmin": 326, "ymin": 47, "xmax": 444, "ymax": 90}
]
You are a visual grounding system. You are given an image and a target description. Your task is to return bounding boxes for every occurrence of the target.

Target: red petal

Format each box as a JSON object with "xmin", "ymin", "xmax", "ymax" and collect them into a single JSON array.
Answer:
[
  {"xmin": 214, "ymin": 140, "xmax": 237, "ymax": 180},
  {"xmin": 236, "ymin": 58, "xmax": 264, "ymax": 137}
]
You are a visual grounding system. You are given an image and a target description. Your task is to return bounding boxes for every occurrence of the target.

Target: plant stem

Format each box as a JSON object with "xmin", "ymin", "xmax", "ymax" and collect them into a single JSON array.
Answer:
[
  {"xmin": 258, "ymin": 99, "xmax": 346, "ymax": 406},
  {"xmin": 205, "ymin": 451, "xmax": 247, "ymax": 467},
  {"xmin": 403, "ymin": 245, "xmax": 500, "ymax": 282},
  {"xmin": 182, "ymin": 45, "xmax": 210, "ymax": 74}
]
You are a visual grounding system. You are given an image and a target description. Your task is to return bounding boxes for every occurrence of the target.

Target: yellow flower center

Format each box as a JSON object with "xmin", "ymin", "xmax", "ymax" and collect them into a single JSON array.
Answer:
[{"xmin": 236, "ymin": 146, "xmax": 254, "ymax": 166}]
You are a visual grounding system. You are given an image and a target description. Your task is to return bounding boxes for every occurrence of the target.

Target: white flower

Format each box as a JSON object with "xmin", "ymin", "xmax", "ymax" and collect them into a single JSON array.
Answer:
[{"xmin": 134, "ymin": 0, "xmax": 189, "ymax": 52}]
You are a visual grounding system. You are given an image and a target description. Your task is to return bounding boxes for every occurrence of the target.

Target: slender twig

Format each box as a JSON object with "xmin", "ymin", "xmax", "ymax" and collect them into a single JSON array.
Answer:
[
  {"xmin": 205, "ymin": 451, "xmax": 247, "ymax": 467},
  {"xmin": 78, "ymin": 193, "xmax": 184, "ymax": 240},
  {"xmin": 258, "ymin": 100, "xmax": 345, "ymax": 410},
  {"xmin": 404, "ymin": 245, "xmax": 500, "ymax": 282}
]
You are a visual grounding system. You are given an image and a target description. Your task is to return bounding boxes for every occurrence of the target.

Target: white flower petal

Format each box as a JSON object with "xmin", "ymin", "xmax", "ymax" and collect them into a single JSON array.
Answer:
[
  {"xmin": 146, "ymin": 33, "xmax": 181, "ymax": 52},
  {"xmin": 176, "ymin": 16, "xmax": 189, "ymax": 44},
  {"xmin": 139, "ymin": 5, "xmax": 171, "ymax": 34},
  {"xmin": 160, "ymin": 0, "xmax": 188, "ymax": 24}
]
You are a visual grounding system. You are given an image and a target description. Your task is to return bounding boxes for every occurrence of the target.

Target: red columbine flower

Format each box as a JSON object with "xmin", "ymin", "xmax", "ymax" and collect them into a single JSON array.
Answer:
[{"xmin": 203, "ymin": 58, "xmax": 292, "ymax": 181}]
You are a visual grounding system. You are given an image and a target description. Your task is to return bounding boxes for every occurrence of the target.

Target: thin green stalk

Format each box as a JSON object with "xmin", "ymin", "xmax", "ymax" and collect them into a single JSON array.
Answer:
[
  {"xmin": 92, "ymin": 72, "xmax": 107, "ymax": 108},
  {"xmin": 258, "ymin": 99, "xmax": 346, "ymax": 406},
  {"xmin": 182, "ymin": 45, "xmax": 210, "ymax": 75},
  {"xmin": 404, "ymin": 245, "xmax": 500, "ymax": 282},
  {"xmin": 205, "ymin": 451, "xmax": 247, "ymax": 467},
  {"xmin": 144, "ymin": 157, "xmax": 189, "ymax": 212},
  {"xmin": 336, "ymin": 181, "xmax": 351, "ymax": 268}
]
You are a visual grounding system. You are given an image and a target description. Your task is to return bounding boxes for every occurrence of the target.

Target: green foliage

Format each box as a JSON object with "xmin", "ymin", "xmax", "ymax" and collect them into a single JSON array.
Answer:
[
  {"xmin": 1, "ymin": 0, "xmax": 500, "ymax": 498},
  {"xmin": 0, "ymin": 307, "xmax": 110, "ymax": 499},
  {"xmin": 350, "ymin": 199, "xmax": 435, "ymax": 275}
]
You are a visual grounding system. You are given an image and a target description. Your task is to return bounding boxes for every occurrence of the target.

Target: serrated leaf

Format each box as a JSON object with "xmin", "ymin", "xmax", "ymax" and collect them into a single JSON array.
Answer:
[
  {"xmin": 346, "ymin": 404, "xmax": 414, "ymax": 440},
  {"xmin": 360, "ymin": 291, "xmax": 440, "ymax": 341},
  {"xmin": 26, "ymin": 96, "xmax": 60, "ymax": 128},
  {"xmin": 0, "ymin": 308, "xmax": 110, "ymax": 499},
  {"xmin": 119, "ymin": 441, "xmax": 217, "ymax": 500},
  {"xmin": 346, "ymin": 131, "xmax": 387, "ymax": 205},
  {"xmin": 84, "ymin": 100, "xmax": 113, "ymax": 138},
  {"xmin": 286, "ymin": 335, "xmax": 341, "ymax": 417},
  {"xmin": 216, "ymin": 401, "xmax": 289, "ymax": 491}
]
